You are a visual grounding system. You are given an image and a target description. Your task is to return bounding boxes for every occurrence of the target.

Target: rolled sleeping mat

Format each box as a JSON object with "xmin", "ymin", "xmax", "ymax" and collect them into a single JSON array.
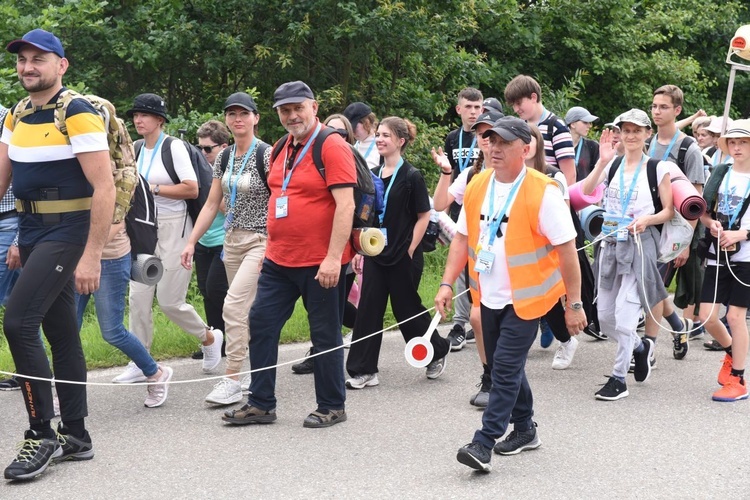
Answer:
[
  {"xmin": 666, "ymin": 163, "xmax": 707, "ymax": 220},
  {"xmin": 569, "ymin": 181, "xmax": 605, "ymax": 212},
  {"xmin": 437, "ymin": 211, "xmax": 456, "ymax": 246},
  {"xmin": 351, "ymin": 227, "xmax": 385, "ymax": 256},
  {"xmin": 131, "ymin": 254, "xmax": 164, "ymax": 285},
  {"xmin": 579, "ymin": 205, "xmax": 605, "ymax": 242}
]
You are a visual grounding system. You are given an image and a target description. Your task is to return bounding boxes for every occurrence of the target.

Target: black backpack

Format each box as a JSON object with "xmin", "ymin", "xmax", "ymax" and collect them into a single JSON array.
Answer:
[
  {"xmin": 271, "ymin": 127, "xmax": 383, "ymax": 228},
  {"xmin": 645, "ymin": 135, "xmax": 696, "ymax": 175},
  {"xmin": 134, "ymin": 136, "xmax": 213, "ymax": 224},
  {"xmin": 125, "ymin": 173, "xmax": 158, "ymax": 256},
  {"xmin": 218, "ymin": 143, "xmax": 271, "ymax": 193}
]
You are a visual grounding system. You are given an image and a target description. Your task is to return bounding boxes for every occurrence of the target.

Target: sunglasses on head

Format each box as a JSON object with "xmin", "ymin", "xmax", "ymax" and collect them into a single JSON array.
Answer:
[{"xmin": 198, "ymin": 144, "xmax": 220, "ymax": 153}]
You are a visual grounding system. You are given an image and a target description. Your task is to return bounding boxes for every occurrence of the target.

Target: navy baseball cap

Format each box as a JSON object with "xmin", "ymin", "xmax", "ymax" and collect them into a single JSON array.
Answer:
[
  {"xmin": 273, "ymin": 81, "xmax": 315, "ymax": 108},
  {"xmin": 7, "ymin": 29, "xmax": 65, "ymax": 58},
  {"xmin": 343, "ymin": 102, "xmax": 372, "ymax": 128}
]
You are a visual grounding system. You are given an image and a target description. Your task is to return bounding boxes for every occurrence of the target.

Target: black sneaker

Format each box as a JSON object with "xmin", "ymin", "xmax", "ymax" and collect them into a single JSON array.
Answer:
[
  {"xmin": 3, "ymin": 430, "xmax": 61, "ymax": 481},
  {"xmin": 291, "ymin": 350, "xmax": 314, "ymax": 375},
  {"xmin": 583, "ymin": 323, "xmax": 608, "ymax": 341},
  {"xmin": 466, "ymin": 329, "xmax": 475, "ymax": 344},
  {"xmin": 633, "ymin": 338, "xmax": 654, "ymax": 382},
  {"xmin": 447, "ymin": 325, "xmax": 466, "ymax": 352},
  {"xmin": 595, "ymin": 376, "xmax": 629, "ymax": 401},
  {"xmin": 0, "ymin": 376, "xmax": 20, "ymax": 391},
  {"xmin": 493, "ymin": 422, "xmax": 541, "ymax": 455},
  {"xmin": 469, "ymin": 373, "xmax": 491, "ymax": 408},
  {"xmin": 54, "ymin": 424, "xmax": 94, "ymax": 462},
  {"xmin": 456, "ymin": 442, "xmax": 492, "ymax": 472},
  {"xmin": 672, "ymin": 319, "xmax": 690, "ymax": 360},
  {"xmin": 704, "ymin": 339, "xmax": 725, "ymax": 351}
]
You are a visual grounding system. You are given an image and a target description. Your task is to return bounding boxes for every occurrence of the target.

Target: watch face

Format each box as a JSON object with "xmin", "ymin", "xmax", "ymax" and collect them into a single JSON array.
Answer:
[{"xmin": 571, "ymin": 302, "xmax": 583, "ymax": 310}]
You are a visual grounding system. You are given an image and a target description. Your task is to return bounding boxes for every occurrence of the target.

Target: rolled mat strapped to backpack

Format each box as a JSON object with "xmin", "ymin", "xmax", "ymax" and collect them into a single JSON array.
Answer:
[
  {"xmin": 131, "ymin": 254, "xmax": 163, "ymax": 285},
  {"xmin": 351, "ymin": 228, "xmax": 386, "ymax": 256},
  {"xmin": 569, "ymin": 181, "xmax": 605, "ymax": 211},
  {"xmin": 579, "ymin": 205, "xmax": 605, "ymax": 242},
  {"xmin": 666, "ymin": 163, "xmax": 707, "ymax": 220}
]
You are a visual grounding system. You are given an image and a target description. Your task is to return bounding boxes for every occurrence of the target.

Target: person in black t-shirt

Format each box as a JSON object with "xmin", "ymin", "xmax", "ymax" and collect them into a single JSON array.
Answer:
[
  {"xmin": 564, "ymin": 106, "xmax": 600, "ymax": 181},
  {"xmin": 345, "ymin": 117, "xmax": 450, "ymax": 388}
]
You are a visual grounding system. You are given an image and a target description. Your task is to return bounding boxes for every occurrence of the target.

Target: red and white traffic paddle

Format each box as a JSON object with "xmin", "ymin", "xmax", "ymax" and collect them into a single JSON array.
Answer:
[{"xmin": 404, "ymin": 310, "xmax": 441, "ymax": 368}]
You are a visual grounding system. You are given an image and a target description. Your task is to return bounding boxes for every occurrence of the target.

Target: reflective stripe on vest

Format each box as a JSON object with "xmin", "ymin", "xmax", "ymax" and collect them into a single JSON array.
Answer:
[
  {"xmin": 507, "ymin": 244, "xmax": 554, "ymax": 268},
  {"xmin": 513, "ymin": 268, "xmax": 563, "ymax": 301}
]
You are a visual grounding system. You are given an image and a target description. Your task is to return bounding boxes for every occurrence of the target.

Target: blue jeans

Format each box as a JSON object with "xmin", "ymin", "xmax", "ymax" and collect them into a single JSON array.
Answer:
[
  {"xmin": 248, "ymin": 259, "xmax": 347, "ymax": 411},
  {"xmin": 0, "ymin": 216, "xmax": 20, "ymax": 305},
  {"xmin": 76, "ymin": 254, "xmax": 158, "ymax": 377}
]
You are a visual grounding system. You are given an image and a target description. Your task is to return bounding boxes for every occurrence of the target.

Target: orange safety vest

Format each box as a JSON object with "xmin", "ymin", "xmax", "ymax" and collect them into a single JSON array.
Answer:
[{"xmin": 463, "ymin": 168, "xmax": 566, "ymax": 319}]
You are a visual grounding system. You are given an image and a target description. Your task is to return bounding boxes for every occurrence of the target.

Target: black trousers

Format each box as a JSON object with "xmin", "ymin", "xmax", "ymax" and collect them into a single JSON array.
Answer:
[
  {"xmin": 193, "ymin": 242, "xmax": 228, "ymax": 331},
  {"xmin": 4, "ymin": 240, "xmax": 86, "ymax": 425},
  {"xmin": 346, "ymin": 253, "xmax": 449, "ymax": 377}
]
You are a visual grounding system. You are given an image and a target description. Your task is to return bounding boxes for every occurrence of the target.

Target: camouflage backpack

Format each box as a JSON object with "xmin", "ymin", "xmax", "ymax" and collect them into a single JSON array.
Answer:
[{"xmin": 11, "ymin": 89, "xmax": 138, "ymax": 224}]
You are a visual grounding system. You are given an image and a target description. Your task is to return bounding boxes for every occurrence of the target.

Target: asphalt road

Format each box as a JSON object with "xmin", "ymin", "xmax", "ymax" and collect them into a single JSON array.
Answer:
[{"xmin": 0, "ymin": 323, "xmax": 748, "ymax": 499}]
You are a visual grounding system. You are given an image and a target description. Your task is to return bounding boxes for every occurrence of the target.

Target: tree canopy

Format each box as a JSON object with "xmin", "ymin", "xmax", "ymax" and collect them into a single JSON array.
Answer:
[{"xmin": 1, "ymin": 0, "xmax": 748, "ymax": 185}]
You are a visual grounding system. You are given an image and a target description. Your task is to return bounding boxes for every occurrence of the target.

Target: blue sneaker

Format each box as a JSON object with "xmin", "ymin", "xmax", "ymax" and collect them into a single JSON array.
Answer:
[{"xmin": 539, "ymin": 319, "xmax": 554, "ymax": 348}]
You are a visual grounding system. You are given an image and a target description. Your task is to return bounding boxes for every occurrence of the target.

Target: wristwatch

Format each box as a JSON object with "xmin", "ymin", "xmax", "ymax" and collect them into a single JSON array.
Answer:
[
  {"xmin": 153, "ymin": 185, "xmax": 160, "ymax": 195},
  {"xmin": 568, "ymin": 301, "xmax": 583, "ymax": 311}
]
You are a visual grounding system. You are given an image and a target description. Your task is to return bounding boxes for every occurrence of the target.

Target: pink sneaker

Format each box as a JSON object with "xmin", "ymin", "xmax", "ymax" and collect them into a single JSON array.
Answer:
[{"xmin": 144, "ymin": 366, "xmax": 173, "ymax": 408}]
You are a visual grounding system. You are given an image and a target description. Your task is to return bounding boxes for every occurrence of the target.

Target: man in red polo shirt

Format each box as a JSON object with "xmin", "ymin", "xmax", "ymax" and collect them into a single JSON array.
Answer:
[{"xmin": 222, "ymin": 81, "xmax": 356, "ymax": 428}]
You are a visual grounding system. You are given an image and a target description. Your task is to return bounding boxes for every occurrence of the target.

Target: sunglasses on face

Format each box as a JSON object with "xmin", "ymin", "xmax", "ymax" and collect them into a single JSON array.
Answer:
[{"xmin": 198, "ymin": 144, "xmax": 220, "ymax": 153}]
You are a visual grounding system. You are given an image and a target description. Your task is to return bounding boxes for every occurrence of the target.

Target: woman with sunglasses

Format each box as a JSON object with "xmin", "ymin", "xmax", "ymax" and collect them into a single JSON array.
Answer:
[{"xmin": 181, "ymin": 92, "xmax": 271, "ymax": 406}]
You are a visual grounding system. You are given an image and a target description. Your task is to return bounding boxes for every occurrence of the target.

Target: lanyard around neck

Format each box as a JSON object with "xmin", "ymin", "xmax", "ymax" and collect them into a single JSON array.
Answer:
[
  {"xmin": 228, "ymin": 138, "xmax": 258, "ymax": 211},
  {"xmin": 281, "ymin": 123, "xmax": 321, "ymax": 194},
  {"xmin": 648, "ymin": 133, "xmax": 679, "ymax": 162},
  {"xmin": 483, "ymin": 171, "xmax": 525, "ymax": 248},
  {"xmin": 574, "ymin": 139, "xmax": 584, "ymax": 167},
  {"xmin": 618, "ymin": 154, "xmax": 646, "ymax": 218},
  {"xmin": 378, "ymin": 158, "xmax": 404, "ymax": 225},
  {"xmin": 458, "ymin": 130, "xmax": 477, "ymax": 173},
  {"xmin": 138, "ymin": 132, "xmax": 165, "ymax": 181}
]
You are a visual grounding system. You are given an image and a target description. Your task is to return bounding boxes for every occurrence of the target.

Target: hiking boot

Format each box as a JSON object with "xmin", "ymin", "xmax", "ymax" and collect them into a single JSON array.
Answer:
[
  {"xmin": 345, "ymin": 373, "xmax": 379, "ymax": 389},
  {"xmin": 291, "ymin": 350, "xmax": 314, "ymax": 375},
  {"xmin": 466, "ymin": 329, "xmax": 475, "ymax": 344},
  {"xmin": 712, "ymin": 376, "xmax": 748, "ymax": 402},
  {"xmin": 718, "ymin": 354, "xmax": 733, "ymax": 386},
  {"xmin": 144, "ymin": 365, "xmax": 173, "ymax": 408},
  {"xmin": 54, "ymin": 424, "xmax": 94, "ymax": 462},
  {"xmin": 456, "ymin": 442, "xmax": 492, "ymax": 472},
  {"xmin": 583, "ymin": 323, "xmax": 608, "ymax": 341},
  {"xmin": 633, "ymin": 338, "xmax": 654, "ymax": 382},
  {"xmin": 595, "ymin": 377, "xmax": 629, "ymax": 401},
  {"xmin": 672, "ymin": 318, "xmax": 690, "ymax": 360},
  {"xmin": 205, "ymin": 377, "xmax": 242, "ymax": 406},
  {"xmin": 470, "ymin": 373, "xmax": 491, "ymax": 408},
  {"xmin": 493, "ymin": 422, "xmax": 541, "ymax": 455},
  {"xmin": 539, "ymin": 319, "xmax": 554, "ymax": 348},
  {"xmin": 447, "ymin": 325, "xmax": 466, "ymax": 351},
  {"xmin": 3, "ymin": 430, "xmax": 61, "ymax": 481},
  {"xmin": 551, "ymin": 337, "xmax": 578, "ymax": 370},
  {"xmin": 0, "ymin": 376, "xmax": 20, "ymax": 391},
  {"xmin": 222, "ymin": 404, "xmax": 276, "ymax": 425},
  {"xmin": 426, "ymin": 354, "xmax": 447, "ymax": 379},
  {"xmin": 202, "ymin": 329, "xmax": 223, "ymax": 374},
  {"xmin": 112, "ymin": 361, "xmax": 147, "ymax": 383},
  {"xmin": 303, "ymin": 408, "xmax": 347, "ymax": 428},
  {"xmin": 704, "ymin": 339, "xmax": 725, "ymax": 351}
]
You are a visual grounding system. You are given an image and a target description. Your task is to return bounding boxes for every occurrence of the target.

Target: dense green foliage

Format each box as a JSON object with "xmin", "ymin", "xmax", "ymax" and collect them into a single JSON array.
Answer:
[{"xmin": 1, "ymin": 0, "xmax": 749, "ymax": 188}]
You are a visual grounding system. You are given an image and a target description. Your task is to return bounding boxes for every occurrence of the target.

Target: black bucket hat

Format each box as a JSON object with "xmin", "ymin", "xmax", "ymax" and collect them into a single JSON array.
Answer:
[{"xmin": 126, "ymin": 93, "xmax": 169, "ymax": 123}]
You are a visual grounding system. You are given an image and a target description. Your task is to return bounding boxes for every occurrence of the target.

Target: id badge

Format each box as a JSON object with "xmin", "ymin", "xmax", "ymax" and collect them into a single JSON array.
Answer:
[
  {"xmin": 275, "ymin": 196, "xmax": 288, "ymax": 219},
  {"xmin": 617, "ymin": 227, "xmax": 629, "ymax": 242},
  {"xmin": 474, "ymin": 249, "xmax": 495, "ymax": 275},
  {"xmin": 380, "ymin": 228, "xmax": 388, "ymax": 246}
]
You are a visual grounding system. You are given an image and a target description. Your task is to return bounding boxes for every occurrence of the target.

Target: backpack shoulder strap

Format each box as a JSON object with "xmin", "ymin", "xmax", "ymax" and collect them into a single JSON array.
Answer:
[
  {"xmin": 676, "ymin": 135, "xmax": 696, "ymax": 173},
  {"xmin": 311, "ymin": 126, "xmax": 337, "ymax": 179},
  {"xmin": 607, "ymin": 156, "xmax": 624, "ymax": 186},
  {"xmin": 646, "ymin": 158, "xmax": 662, "ymax": 213},
  {"xmin": 255, "ymin": 142, "xmax": 270, "ymax": 193},
  {"xmin": 219, "ymin": 146, "xmax": 232, "ymax": 174},
  {"xmin": 134, "ymin": 139, "xmax": 144, "ymax": 159},
  {"xmin": 160, "ymin": 135, "xmax": 180, "ymax": 185},
  {"xmin": 270, "ymin": 133, "xmax": 290, "ymax": 165}
]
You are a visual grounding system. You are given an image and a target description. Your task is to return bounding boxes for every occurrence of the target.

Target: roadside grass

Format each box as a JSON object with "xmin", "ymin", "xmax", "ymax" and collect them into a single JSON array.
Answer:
[{"xmin": 0, "ymin": 246, "xmax": 449, "ymax": 373}]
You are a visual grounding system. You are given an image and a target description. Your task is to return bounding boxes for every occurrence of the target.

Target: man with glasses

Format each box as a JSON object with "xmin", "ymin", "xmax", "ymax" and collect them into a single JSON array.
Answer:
[{"xmin": 189, "ymin": 120, "xmax": 230, "ymax": 361}]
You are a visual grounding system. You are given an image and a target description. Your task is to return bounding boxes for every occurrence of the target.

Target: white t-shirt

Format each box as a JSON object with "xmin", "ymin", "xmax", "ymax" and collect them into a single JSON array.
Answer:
[
  {"xmin": 138, "ymin": 138, "xmax": 196, "ymax": 214},
  {"xmin": 449, "ymin": 167, "xmax": 569, "ymax": 206},
  {"xmin": 355, "ymin": 136, "xmax": 380, "ymax": 170},
  {"xmin": 602, "ymin": 156, "xmax": 671, "ymax": 219},
  {"xmin": 709, "ymin": 169, "xmax": 750, "ymax": 264},
  {"xmin": 457, "ymin": 170, "xmax": 576, "ymax": 309}
]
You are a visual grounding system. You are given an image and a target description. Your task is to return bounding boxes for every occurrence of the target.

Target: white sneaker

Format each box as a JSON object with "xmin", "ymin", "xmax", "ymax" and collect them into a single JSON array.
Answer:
[
  {"xmin": 345, "ymin": 373, "xmax": 379, "ymax": 389},
  {"xmin": 205, "ymin": 378, "xmax": 242, "ymax": 405},
  {"xmin": 343, "ymin": 331, "xmax": 353, "ymax": 349},
  {"xmin": 240, "ymin": 374, "xmax": 252, "ymax": 393},
  {"xmin": 144, "ymin": 365, "xmax": 173, "ymax": 408},
  {"xmin": 551, "ymin": 337, "xmax": 579, "ymax": 370},
  {"xmin": 113, "ymin": 361, "xmax": 148, "ymax": 383},
  {"xmin": 202, "ymin": 329, "xmax": 223, "ymax": 373}
]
